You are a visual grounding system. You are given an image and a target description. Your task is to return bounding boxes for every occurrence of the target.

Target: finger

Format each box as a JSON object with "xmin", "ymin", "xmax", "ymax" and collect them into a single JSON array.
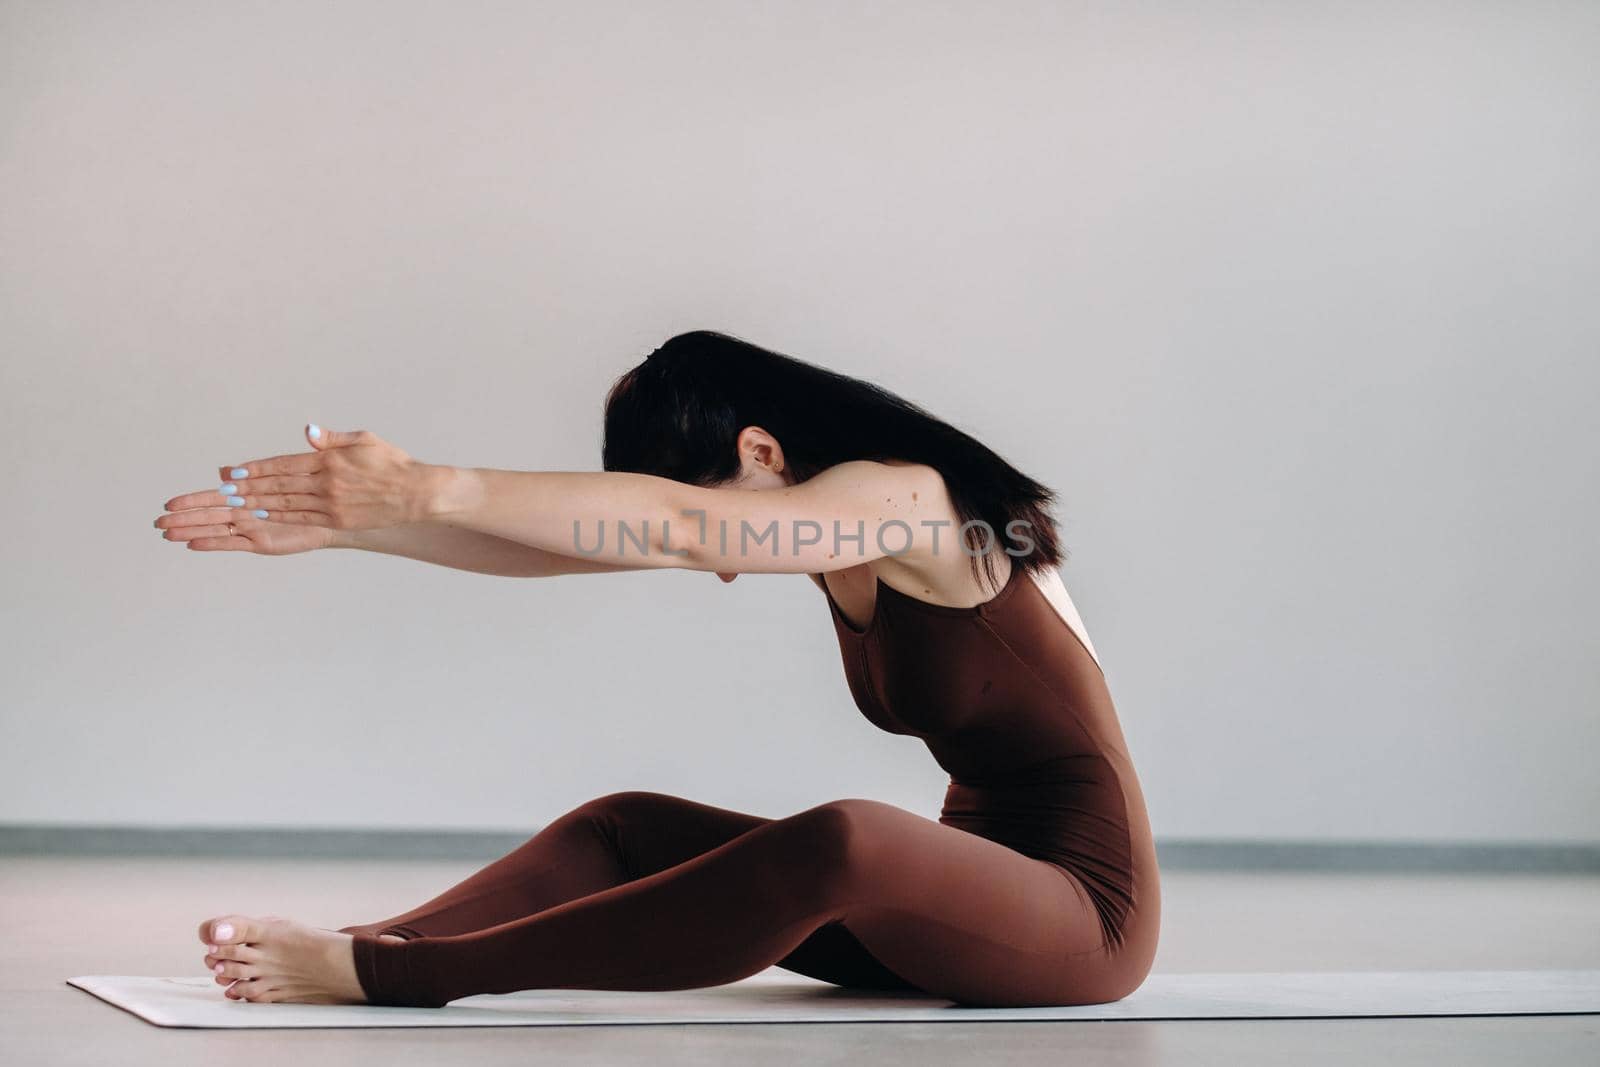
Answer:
[
  {"xmin": 227, "ymin": 491, "xmax": 324, "ymax": 513},
  {"xmin": 165, "ymin": 486, "xmax": 250, "ymax": 512},
  {"xmin": 186, "ymin": 534, "xmax": 255, "ymax": 551},
  {"xmin": 222, "ymin": 473, "xmax": 318, "ymax": 498},
  {"xmin": 159, "ymin": 509, "xmax": 269, "ymax": 544},
  {"xmin": 231, "ymin": 509, "xmax": 335, "ymax": 527},
  {"xmin": 156, "ymin": 507, "xmax": 238, "ymax": 531},
  {"xmin": 216, "ymin": 451, "xmax": 323, "ymax": 479},
  {"xmin": 163, "ymin": 521, "xmax": 237, "ymax": 543}
]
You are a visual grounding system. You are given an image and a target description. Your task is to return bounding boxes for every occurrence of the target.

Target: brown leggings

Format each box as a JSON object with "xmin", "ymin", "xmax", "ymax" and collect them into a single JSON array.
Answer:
[{"xmin": 338, "ymin": 789, "xmax": 1119, "ymax": 1008}]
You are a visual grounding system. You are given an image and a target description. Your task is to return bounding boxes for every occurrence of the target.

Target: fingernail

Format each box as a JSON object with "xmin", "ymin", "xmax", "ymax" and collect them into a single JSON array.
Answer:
[
  {"xmin": 208, "ymin": 944, "xmax": 217, "ymax": 953},
  {"xmin": 226, "ymin": 496, "xmax": 245, "ymax": 507},
  {"xmin": 215, "ymin": 922, "xmax": 234, "ymax": 940},
  {"xmin": 214, "ymin": 963, "xmax": 224, "ymax": 974},
  {"xmin": 252, "ymin": 509, "xmax": 268, "ymax": 519},
  {"xmin": 229, "ymin": 468, "xmax": 248, "ymax": 479},
  {"xmin": 308, "ymin": 423, "xmax": 322, "ymax": 439},
  {"xmin": 219, "ymin": 484, "xmax": 236, "ymax": 495}
]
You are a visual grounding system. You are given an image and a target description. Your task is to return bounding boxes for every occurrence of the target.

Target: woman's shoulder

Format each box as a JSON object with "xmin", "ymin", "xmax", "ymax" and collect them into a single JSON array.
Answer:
[
  {"xmin": 810, "ymin": 459, "xmax": 955, "ymax": 522},
  {"xmin": 814, "ymin": 457, "xmax": 944, "ymax": 490}
]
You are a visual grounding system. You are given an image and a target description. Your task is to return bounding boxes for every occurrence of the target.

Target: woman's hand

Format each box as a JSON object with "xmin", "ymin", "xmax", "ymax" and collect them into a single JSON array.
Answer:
[
  {"xmin": 161, "ymin": 424, "xmax": 440, "ymax": 532},
  {"xmin": 155, "ymin": 507, "xmax": 335, "ymax": 554}
]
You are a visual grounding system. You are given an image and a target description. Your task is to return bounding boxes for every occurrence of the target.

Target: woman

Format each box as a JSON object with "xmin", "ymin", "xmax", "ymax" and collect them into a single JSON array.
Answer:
[{"xmin": 156, "ymin": 330, "xmax": 1161, "ymax": 1008}]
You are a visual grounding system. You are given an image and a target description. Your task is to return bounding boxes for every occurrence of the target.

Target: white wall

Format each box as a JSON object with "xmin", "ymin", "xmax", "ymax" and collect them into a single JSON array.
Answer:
[{"xmin": 2, "ymin": 0, "xmax": 1596, "ymax": 841}]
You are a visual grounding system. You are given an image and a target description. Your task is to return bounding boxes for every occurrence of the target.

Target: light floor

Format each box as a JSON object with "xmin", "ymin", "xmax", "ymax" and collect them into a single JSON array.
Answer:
[{"xmin": 2, "ymin": 855, "xmax": 1596, "ymax": 1066}]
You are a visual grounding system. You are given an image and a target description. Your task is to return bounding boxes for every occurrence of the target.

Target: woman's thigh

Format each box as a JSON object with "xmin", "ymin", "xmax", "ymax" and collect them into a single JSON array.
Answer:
[
  {"xmin": 589, "ymin": 791, "xmax": 918, "ymax": 990},
  {"xmin": 815, "ymin": 798, "xmax": 1113, "ymax": 1006},
  {"xmin": 607, "ymin": 793, "xmax": 1115, "ymax": 1003}
]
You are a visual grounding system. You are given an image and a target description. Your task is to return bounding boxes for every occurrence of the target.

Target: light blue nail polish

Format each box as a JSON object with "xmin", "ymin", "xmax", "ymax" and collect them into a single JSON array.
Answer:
[
  {"xmin": 227, "ymin": 496, "xmax": 245, "ymax": 507},
  {"xmin": 229, "ymin": 468, "xmax": 248, "ymax": 479},
  {"xmin": 219, "ymin": 483, "xmax": 236, "ymax": 495},
  {"xmin": 252, "ymin": 509, "xmax": 268, "ymax": 519},
  {"xmin": 308, "ymin": 423, "xmax": 322, "ymax": 439}
]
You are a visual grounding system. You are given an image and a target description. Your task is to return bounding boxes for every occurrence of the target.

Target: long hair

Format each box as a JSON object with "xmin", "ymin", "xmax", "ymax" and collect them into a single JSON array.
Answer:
[{"xmin": 601, "ymin": 330, "xmax": 1065, "ymax": 589}]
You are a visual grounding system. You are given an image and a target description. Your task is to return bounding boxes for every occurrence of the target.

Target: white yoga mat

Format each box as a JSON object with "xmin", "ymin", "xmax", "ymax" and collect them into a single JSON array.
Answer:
[{"xmin": 67, "ymin": 967, "xmax": 1600, "ymax": 1029}]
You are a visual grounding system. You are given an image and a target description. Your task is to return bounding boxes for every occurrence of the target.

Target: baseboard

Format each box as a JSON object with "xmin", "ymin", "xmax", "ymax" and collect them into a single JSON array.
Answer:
[
  {"xmin": 1151, "ymin": 839, "xmax": 1600, "ymax": 874},
  {"xmin": 1, "ymin": 824, "xmax": 1596, "ymax": 872}
]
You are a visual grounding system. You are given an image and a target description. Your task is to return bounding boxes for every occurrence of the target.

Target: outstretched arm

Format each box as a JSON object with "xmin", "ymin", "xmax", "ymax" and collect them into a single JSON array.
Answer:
[
  {"xmin": 191, "ymin": 425, "xmax": 951, "ymax": 576},
  {"xmin": 329, "ymin": 526, "xmax": 645, "ymax": 577},
  {"xmin": 156, "ymin": 499, "xmax": 645, "ymax": 577},
  {"xmin": 419, "ymin": 461, "xmax": 946, "ymax": 575}
]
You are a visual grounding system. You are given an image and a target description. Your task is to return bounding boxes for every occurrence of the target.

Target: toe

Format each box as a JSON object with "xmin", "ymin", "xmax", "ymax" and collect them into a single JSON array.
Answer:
[
  {"xmin": 208, "ymin": 943, "xmax": 260, "ymax": 965},
  {"xmin": 244, "ymin": 980, "xmax": 283, "ymax": 1003},
  {"xmin": 212, "ymin": 959, "xmax": 257, "ymax": 981},
  {"xmin": 228, "ymin": 977, "xmax": 263, "ymax": 1001},
  {"xmin": 204, "ymin": 953, "xmax": 254, "ymax": 979},
  {"xmin": 235, "ymin": 976, "xmax": 292, "ymax": 1002},
  {"xmin": 206, "ymin": 913, "xmax": 273, "ymax": 946},
  {"xmin": 254, "ymin": 983, "xmax": 309, "ymax": 1004}
]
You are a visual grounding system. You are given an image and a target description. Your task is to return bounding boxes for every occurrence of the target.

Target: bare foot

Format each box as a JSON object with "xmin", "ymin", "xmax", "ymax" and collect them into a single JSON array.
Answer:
[{"xmin": 197, "ymin": 913, "xmax": 371, "ymax": 1004}]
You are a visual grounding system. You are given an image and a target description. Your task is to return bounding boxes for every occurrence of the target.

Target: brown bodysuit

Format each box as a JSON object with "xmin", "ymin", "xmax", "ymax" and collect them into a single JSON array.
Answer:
[{"xmin": 342, "ymin": 561, "xmax": 1160, "ymax": 1008}]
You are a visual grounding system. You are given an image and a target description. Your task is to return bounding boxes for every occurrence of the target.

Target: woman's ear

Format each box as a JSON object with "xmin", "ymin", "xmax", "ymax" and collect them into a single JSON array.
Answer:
[{"xmin": 735, "ymin": 425, "xmax": 786, "ymax": 475}]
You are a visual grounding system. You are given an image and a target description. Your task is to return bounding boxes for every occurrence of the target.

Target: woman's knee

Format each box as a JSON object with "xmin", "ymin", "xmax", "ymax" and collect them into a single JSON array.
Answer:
[
  {"xmin": 568, "ymin": 790, "xmax": 679, "ymax": 822},
  {"xmin": 781, "ymin": 799, "xmax": 899, "ymax": 902}
]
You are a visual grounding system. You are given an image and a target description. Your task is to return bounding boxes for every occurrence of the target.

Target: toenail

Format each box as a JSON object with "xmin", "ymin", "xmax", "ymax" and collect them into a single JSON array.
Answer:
[{"xmin": 215, "ymin": 922, "xmax": 234, "ymax": 940}]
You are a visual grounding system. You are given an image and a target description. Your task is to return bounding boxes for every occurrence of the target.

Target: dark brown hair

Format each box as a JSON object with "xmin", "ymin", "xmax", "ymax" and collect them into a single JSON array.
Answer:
[{"xmin": 602, "ymin": 330, "xmax": 1065, "ymax": 588}]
